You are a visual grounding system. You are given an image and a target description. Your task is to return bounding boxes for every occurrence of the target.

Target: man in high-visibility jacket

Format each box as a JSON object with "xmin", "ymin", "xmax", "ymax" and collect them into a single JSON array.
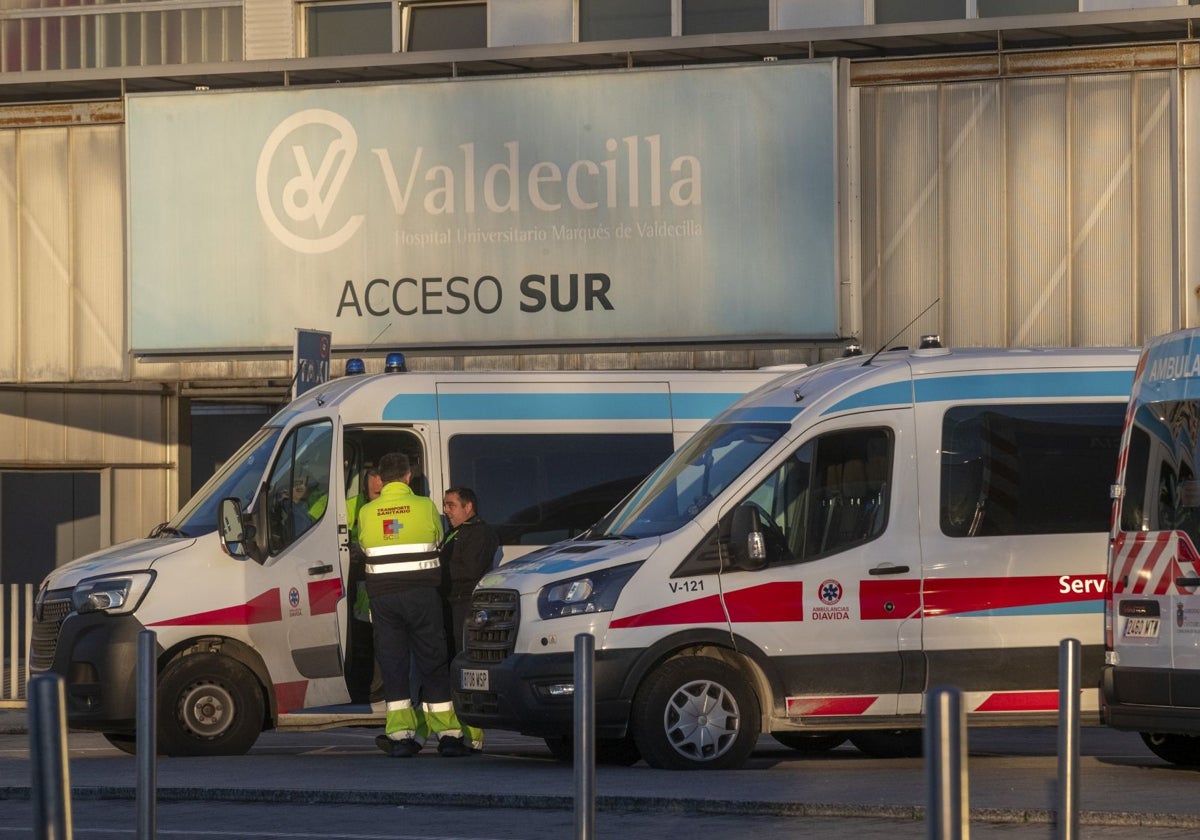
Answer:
[{"xmin": 357, "ymin": 451, "xmax": 471, "ymax": 758}]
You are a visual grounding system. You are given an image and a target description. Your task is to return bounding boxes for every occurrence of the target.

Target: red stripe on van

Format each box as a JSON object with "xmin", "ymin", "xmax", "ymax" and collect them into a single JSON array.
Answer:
[
  {"xmin": 610, "ymin": 594, "xmax": 727, "ymax": 628},
  {"xmin": 609, "ymin": 582, "xmax": 804, "ymax": 629},
  {"xmin": 724, "ymin": 582, "xmax": 804, "ymax": 622},
  {"xmin": 860, "ymin": 579, "xmax": 920, "ymax": 620},
  {"xmin": 308, "ymin": 579, "xmax": 343, "ymax": 615},
  {"xmin": 147, "ymin": 588, "xmax": 282, "ymax": 626},
  {"xmin": 274, "ymin": 680, "xmax": 307, "ymax": 713},
  {"xmin": 974, "ymin": 690, "xmax": 1058, "ymax": 712},
  {"xmin": 922, "ymin": 575, "xmax": 1103, "ymax": 617},
  {"xmin": 786, "ymin": 695, "xmax": 877, "ymax": 716}
]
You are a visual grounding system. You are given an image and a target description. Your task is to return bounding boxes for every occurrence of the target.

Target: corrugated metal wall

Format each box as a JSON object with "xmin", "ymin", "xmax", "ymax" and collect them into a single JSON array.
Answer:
[{"xmin": 858, "ymin": 69, "xmax": 1178, "ymax": 352}]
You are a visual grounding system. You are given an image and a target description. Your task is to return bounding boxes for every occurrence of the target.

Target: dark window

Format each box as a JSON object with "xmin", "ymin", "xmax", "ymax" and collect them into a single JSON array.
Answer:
[
  {"xmin": 875, "ymin": 0, "xmax": 965, "ymax": 24},
  {"xmin": 682, "ymin": 0, "xmax": 768, "ymax": 36},
  {"xmin": 580, "ymin": 0, "xmax": 670, "ymax": 41},
  {"xmin": 448, "ymin": 433, "xmax": 674, "ymax": 545},
  {"xmin": 265, "ymin": 422, "xmax": 333, "ymax": 554},
  {"xmin": 306, "ymin": 2, "xmax": 392, "ymax": 56},
  {"xmin": 940, "ymin": 403, "xmax": 1125, "ymax": 537},
  {"xmin": 407, "ymin": 1, "xmax": 486, "ymax": 51},
  {"xmin": 1120, "ymin": 401, "xmax": 1200, "ymax": 549},
  {"xmin": 737, "ymin": 427, "xmax": 892, "ymax": 566},
  {"xmin": 1, "ymin": 472, "xmax": 101, "ymax": 585},
  {"xmin": 977, "ymin": 0, "xmax": 1074, "ymax": 16}
]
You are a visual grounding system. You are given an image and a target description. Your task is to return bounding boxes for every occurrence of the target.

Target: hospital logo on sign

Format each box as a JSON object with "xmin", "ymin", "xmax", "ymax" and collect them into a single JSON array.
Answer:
[{"xmin": 383, "ymin": 519, "xmax": 404, "ymax": 536}]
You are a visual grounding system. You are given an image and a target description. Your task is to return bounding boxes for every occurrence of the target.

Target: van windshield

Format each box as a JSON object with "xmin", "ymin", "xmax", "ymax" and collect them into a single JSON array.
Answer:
[
  {"xmin": 163, "ymin": 427, "xmax": 283, "ymax": 537},
  {"xmin": 592, "ymin": 422, "xmax": 789, "ymax": 539}
]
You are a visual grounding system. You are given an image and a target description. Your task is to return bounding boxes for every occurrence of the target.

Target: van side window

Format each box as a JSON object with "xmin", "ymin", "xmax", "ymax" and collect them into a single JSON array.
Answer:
[
  {"xmin": 1119, "ymin": 400, "xmax": 1200, "ymax": 546},
  {"xmin": 265, "ymin": 421, "xmax": 333, "ymax": 555},
  {"xmin": 940, "ymin": 403, "xmax": 1125, "ymax": 538},
  {"xmin": 448, "ymin": 433, "xmax": 673, "ymax": 545},
  {"xmin": 739, "ymin": 427, "xmax": 892, "ymax": 566}
]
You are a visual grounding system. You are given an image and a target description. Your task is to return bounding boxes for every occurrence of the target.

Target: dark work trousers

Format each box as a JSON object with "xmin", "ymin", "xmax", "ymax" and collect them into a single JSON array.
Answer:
[{"xmin": 368, "ymin": 585, "xmax": 452, "ymax": 705}]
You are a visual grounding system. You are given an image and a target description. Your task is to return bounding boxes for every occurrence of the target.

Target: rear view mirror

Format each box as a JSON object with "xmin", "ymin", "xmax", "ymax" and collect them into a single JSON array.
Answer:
[
  {"xmin": 218, "ymin": 497, "xmax": 264, "ymax": 563},
  {"xmin": 729, "ymin": 504, "xmax": 769, "ymax": 571}
]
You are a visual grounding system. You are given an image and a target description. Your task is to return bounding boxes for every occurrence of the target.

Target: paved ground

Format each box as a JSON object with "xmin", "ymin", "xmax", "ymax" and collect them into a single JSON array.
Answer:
[{"xmin": 5, "ymin": 705, "xmax": 1200, "ymax": 834}]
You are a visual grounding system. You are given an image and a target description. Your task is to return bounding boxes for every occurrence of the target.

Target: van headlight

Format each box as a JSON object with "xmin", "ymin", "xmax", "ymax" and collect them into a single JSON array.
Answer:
[
  {"xmin": 71, "ymin": 572, "xmax": 155, "ymax": 616},
  {"xmin": 537, "ymin": 563, "xmax": 642, "ymax": 620}
]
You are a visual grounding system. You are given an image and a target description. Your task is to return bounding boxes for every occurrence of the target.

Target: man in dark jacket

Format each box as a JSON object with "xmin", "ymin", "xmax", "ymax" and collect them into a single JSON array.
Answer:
[{"xmin": 440, "ymin": 486, "xmax": 499, "ymax": 752}]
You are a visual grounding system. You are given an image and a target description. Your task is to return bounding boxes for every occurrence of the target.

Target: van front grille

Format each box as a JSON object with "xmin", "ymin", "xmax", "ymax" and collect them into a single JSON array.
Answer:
[
  {"xmin": 31, "ymin": 593, "xmax": 72, "ymax": 672},
  {"xmin": 462, "ymin": 589, "xmax": 519, "ymax": 665}
]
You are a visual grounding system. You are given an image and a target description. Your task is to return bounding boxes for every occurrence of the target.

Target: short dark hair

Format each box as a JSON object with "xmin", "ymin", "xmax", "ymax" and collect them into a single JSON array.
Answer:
[
  {"xmin": 378, "ymin": 452, "xmax": 411, "ymax": 484},
  {"xmin": 445, "ymin": 486, "xmax": 478, "ymax": 513}
]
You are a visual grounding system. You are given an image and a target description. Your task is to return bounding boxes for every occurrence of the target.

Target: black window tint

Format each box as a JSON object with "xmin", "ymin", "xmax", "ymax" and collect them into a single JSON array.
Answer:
[
  {"xmin": 1120, "ymin": 400, "xmax": 1200, "ymax": 548},
  {"xmin": 940, "ymin": 403, "xmax": 1125, "ymax": 538},
  {"xmin": 682, "ymin": 0, "xmax": 768, "ymax": 35},
  {"xmin": 736, "ymin": 427, "xmax": 891, "ymax": 567},
  {"xmin": 407, "ymin": 2, "xmax": 486, "ymax": 51},
  {"xmin": 265, "ymin": 421, "xmax": 333, "ymax": 554},
  {"xmin": 874, "ymin": 0, "xmax": 964, "ymax": 23},
  {"xmin": 580, "ymin": 0, "xmax": 670, "ymax": 40},
  {"xmin": 448, "ymin": 433, "xmax": 674, "ymax": 545},
  {"xmin": 306, "ymin": 2, "xmax": 392, "ymax": 56}
]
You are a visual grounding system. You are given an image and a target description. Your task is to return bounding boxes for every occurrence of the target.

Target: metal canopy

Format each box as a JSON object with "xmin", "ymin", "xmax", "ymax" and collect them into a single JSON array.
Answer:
[{"xmin": 0, "ymin": 5, "xmax": 1195, "ymax": 104}]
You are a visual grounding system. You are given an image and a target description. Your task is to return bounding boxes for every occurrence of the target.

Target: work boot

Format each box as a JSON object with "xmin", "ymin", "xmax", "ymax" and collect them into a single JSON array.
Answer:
[
  {"xmin": 376, "ymin": 734, "xmax": 421, "ymax": 757},
  {"xmin": 437, "ymin": 735, "xmax": 472, "ymax": 757}
]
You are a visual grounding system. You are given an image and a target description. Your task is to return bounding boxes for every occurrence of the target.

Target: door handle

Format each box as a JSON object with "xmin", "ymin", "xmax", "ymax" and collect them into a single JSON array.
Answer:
[
  {"xmin": 1177, "ymin": 576, "xmax": 1200, "ymax": 588},
  {"xmin": 869, "ymin": 564, "xmax": 910, "ymax": 576},
  {"xmin": 308, "ymin": 564, "xmax": 334, "ymax": 576}
]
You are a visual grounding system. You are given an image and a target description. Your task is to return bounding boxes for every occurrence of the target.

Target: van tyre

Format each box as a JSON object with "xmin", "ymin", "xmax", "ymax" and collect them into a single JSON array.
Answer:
[
  {"xmin": 102, "ymin": 732, "xmax": 138, "ymax": 755},
  {"xmin": 158, "ymin": 653, "xmax": 265, "ymax": 757},
  {"xmin": 849, "ymin": 729, "xmax": 923, "ymax": 758},
  {"xmin": 543, "ymin": 734, "xmax": 642, "ymax": 766},
  {"xmin": 772, "ymin": 732, "xmax": 848, "ymax": 752},
  {"xmin": 1141, "ymin": 732, "xmax": 1200, "ymax": 765},
  {"xmin": 631, "ymin": 657, "xmax": 760, "ymax": 770}
]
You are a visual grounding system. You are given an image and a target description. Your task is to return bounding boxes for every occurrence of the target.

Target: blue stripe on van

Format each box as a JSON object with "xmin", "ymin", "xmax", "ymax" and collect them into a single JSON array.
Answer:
[
  {"xmin": 721, "ymin": 406, "xmax": 803, "ymax": 423},
  {"xmin": 914, "ymin": 370, "xmax": 1134, "ymax": 402},
  {"xmin": 823, "ymin": 381, "xmax": 913, "ymax": 415},
  {"xmin": 383, "ymin": 392, "xmax": 675, "ymax": 422},
  {"xmin": 381, "ymin": 394, "xmax": 439, "ymax": 421},
  {"xmin": 381, "ymin": 391, "xmax": 754, "ymax": 423},
  {"xmin": 822, "ymin": 370, "xmax": 1133, "ymax": 416},
  {"xmin": 671, "ymin": 393, "xmax": 757, "ymax": 420},
  {"xmin": 955, "ymin": 601, "xmax": 1104, "ymax": 619}
]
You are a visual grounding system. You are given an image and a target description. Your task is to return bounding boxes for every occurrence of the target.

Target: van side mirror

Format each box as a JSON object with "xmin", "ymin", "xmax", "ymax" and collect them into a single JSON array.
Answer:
[
  {"xmin": 729, "ymin": 504, "xmax": 769, "ymax": 571},
  {"xmin": 218, "ymin": 497, "xmax": 264, "ymax": 563}
]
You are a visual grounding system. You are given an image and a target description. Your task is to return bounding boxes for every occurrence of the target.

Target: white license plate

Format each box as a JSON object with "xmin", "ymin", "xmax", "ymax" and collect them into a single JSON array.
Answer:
[
  {"xmin": 1124, "ymin": 617, "xmax": 1160, "ymax": 638},
  {"xmin": 461, "ymin": 668, "xmax": 490, "ymax": 691}
]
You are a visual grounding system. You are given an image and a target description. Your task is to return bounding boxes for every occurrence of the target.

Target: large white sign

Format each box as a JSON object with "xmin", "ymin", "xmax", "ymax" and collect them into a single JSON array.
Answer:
[{"xmin": 127, "ymin": 61, "xmax": 841, "ymax": 354}]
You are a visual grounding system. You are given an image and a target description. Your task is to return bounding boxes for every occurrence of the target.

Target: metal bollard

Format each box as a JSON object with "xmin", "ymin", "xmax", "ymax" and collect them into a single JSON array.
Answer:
[
  {"xmin": 29, "ymin": 674, "xmax": 72, "ymax": 840},
  {"xmin": 925, "ymin": 685, "xmax": 968, "ymax": 840},
  {"xmin": 573, "ymin": 633, "xmax": 595, "ymax": 840},
  {"xmin": 137, "ymin": 629, "xmax": 157, "ymax": 840},
  {"xmin": 1057, "ymin": 638, "xmax": 1080, "ymax": 840}
]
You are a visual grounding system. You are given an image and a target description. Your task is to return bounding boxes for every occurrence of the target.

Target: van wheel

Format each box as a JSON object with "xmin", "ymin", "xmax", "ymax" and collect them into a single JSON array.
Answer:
[
  {"xmin": 1141, "ymin": 732, "xmax": 1200, "ymax": 765},
  {"xmin": 158, "ymin": 653, "xmax": 265, "ymax": 757},
  {"xmin": 631, "ymin": 657, "xmax": 760, "ymax": 770},
  {"xmin": 543, "ymin": 734, "xmax": 642, "ymax": 766},
  {"xmin": 850, "ymin": 729, "xmax": 923, "ymax": 758},
  {"xmin": 772, "ymin": 732, "xmax": 848, "ymax": 752},
  {"xmin": 102, "ymin": 732, "xmax": 138, "ymax": 755}
]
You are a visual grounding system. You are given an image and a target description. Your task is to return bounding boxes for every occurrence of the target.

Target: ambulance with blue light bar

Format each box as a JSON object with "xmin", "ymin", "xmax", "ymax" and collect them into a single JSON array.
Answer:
[
  {"xmin": 452, "ymin": 343, "xmax": 1139, "ymax": 769},
  {"xmin": 1102, "ymin": 328, "xmax": 1200, "ymax": 765},
  {"xmin": 30, "ymin": 356, "xmax": 780, "ymax": 756}
]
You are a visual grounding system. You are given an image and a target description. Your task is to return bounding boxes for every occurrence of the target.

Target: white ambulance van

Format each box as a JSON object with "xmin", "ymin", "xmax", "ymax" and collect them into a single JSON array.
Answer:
[
  {"xmin": 30, "ymin": 364, "xmax": 781, "ymax": 756},
  {"xmin": 1102, "ymin": 328, "xmax": 1200, "ymax": 765},
  {"xmin": 452, "ymin": 344, "xmax": 1139, "ymax": 769}
]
